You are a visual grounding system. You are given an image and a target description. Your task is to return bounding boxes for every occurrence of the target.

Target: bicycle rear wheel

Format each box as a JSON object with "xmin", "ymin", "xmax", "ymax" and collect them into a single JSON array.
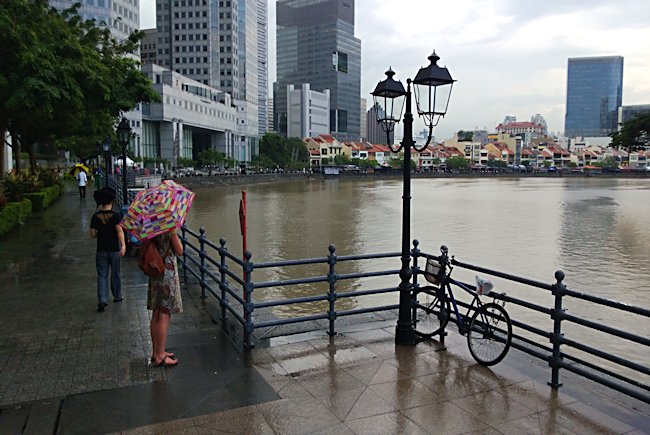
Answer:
[
  {"xmin": 467, "ymin": 302, "xmax": 512, "ymax": 366},
  {"xmin": 413, "ymin": 286, "xmax": 451, "ymax": 338}
]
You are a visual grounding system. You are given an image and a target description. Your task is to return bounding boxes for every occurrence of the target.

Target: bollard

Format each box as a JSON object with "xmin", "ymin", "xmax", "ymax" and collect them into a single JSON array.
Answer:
[
  {"xmin": 218, "ymin": 238, "xmax": 229, "ymax": 328},
  {"xmin": 199, "ymin": 227, "xmax": 207, "ymax": 299},
  {"xmin": 327, "ymin": 244, "xmax": 337, "ymax": 336},
  {"xmin": 548, "ymin": 270, "xmax": 566, "ymax": 389},
  {"xmin": 181, "ymin": 226, "xmax": 188, "ymax": 284},
  {"xmin": 243, "ymin": 251, "xmax": 254, "ymax": 350}
]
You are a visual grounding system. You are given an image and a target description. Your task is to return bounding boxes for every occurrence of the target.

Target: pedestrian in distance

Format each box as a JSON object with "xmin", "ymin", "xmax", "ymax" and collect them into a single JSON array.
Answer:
[
  {"xmin": 77, "ymin": 169, "xmax": 88, "ymax": 199},
  {"xmin": 147, "ymin": 229, "xmax": 183, "ymax": 367},
  {"xmin": 90, "ymin": 187, "xmax": 126, "ymax": 312}
]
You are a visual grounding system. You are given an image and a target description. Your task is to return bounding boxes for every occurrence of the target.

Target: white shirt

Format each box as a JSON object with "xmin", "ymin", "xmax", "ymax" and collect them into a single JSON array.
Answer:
[{"xmin": 77, "ymin": 171, "xmax": 88, "ymax": 187}]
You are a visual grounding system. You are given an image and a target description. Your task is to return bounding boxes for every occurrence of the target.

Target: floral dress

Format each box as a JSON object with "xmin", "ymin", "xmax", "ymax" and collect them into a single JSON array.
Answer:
[{"xmin": 147, "ymin": 233, "xmax": 183, "ymax": 314}]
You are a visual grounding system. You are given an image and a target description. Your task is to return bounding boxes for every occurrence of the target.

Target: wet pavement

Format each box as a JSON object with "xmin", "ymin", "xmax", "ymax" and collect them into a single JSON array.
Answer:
[{"xmin": 0, "ymin": 184, "xmax": 649, "ymax": 434}]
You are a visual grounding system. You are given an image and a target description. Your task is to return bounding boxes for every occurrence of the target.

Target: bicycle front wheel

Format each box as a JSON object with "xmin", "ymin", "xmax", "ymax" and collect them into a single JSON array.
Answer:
[
  {"xmin": 413, "ymin": 286, "xmax": 451, "ymax": 338},
  {"xmin": 467, "ymin": 302, "xmax": 512, "ymax": 366}
]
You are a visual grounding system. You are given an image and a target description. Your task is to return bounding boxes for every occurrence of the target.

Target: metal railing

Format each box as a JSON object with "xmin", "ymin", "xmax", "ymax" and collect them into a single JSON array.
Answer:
[
  {"xmin": 178, "ymin": 226, "xmax": 650, "ymax": 404},
  {"xmin": 179, "ymin": 226, "xmax": 402, "ymax": 349},
  {"xmin": 412, "ymin": 242, "xmax": 649, "ymax": 404}
]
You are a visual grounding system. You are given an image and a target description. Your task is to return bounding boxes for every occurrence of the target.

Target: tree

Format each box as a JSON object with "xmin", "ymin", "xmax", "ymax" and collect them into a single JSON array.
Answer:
[
  {"xmin": 334, "ymin": 154, "xmax": 351, "ymax": 165},
  {"xmin": 594, "ymin": 156, "xmax": 619, "ymax": 168},
  {"xmin": 0, "ymin": 0, "xmax": 159, "ymax": 171},
  {"xmin": 198, "ymin": 148, "xmax": 227, "ymax": 167},
  {"xmin": 486, "ymin": 160, "xmax": 507, "ymax": 168},
  {"xmin": 446, "ymin": 156, "xmax": 470, "ymax": 170},
  {"xmin": 258, "ymin": 133, "xmax": 309, "ymax": 169},
  {"xmin": 610, "ymin": 112, "xmax": 650, "ymax": 152}
]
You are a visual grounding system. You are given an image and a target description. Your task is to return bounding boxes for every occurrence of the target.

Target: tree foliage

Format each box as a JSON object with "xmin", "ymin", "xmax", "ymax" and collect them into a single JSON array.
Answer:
[
  {"xmin": 610, "ymin": 112, "xmax": 650, "ymax": 152},
  {"xmin": 257, "ymin": 133, "xmax": 309, "ymax": 169},
  {"xmin": 0, "ymin": 0, "xmax": 159, "ymax": 170},
  {"xmin": 445, "ymin": 156, "xmax": 470, "ymax": 170},
  {"xmin": 594, "ymin": 156, "xmax": 619, "ymax": 168}
]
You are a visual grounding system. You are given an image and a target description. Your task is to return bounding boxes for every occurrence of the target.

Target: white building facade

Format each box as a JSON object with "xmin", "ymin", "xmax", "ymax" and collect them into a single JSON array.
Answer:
[
  {"xmin": 141, "ymin": 64, "xmax": 237, "ymax": 167},
  {"xmin": 287, "ymin": 84, "xmax": 330, "ymax": 139}
]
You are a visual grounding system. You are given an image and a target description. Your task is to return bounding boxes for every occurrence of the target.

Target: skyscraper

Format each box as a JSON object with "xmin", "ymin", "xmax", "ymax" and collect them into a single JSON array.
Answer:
[
  {"xmin": 565, "ymin": 56, "xmax": 623, "ymax": 138},
  {"xmin": 50, "ymin": 0, "xmax": 143, "ymax": 154},
  {"xmin": 274, "ymin": 0, "xmax": 361, "ymax": 141},
  {"xmin": 154, "ymin": 0, "xmax": 265, "ymax": 161}
]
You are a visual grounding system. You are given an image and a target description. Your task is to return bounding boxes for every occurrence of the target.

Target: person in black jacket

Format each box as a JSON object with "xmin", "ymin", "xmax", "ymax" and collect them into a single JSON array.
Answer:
[{"xmin": 90, "ymin": 188, "xmax": 126, "ymax": 312}]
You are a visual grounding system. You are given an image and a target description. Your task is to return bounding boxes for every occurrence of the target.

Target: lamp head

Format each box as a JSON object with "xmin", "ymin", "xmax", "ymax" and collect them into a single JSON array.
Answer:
[
  {"xmin": 117, "ymin": 117, "xmax": 132, "ymax": 147},
  {"xmin": 412, "ymin": 51, "xmax": 455, "ymax": 129},
  {"xmin": 371, "ymin": 67, "xmax": 407, "ymax": 145}
]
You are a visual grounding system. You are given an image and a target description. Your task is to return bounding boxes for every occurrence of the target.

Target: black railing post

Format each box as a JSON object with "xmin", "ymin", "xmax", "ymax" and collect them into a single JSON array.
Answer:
[
  {"xmin": 327, "ymin": 244, "xmax": 337, "ymax": 336},
  {"xmin": 219, "ymin": 238, "xmax": 228, "ymax": 328},
  {"xmin": 199, "ymin": 227, "xmax": 207, "ymax": 299},
  {"xmin": 549, "ymin": 270, "xmax": 565, "ymax": 389},
  {"xmin": 411, "ymin": 239, "xmax": 420, "ymax": 327},
  {"xmin": 180, "ymin": 226, "xmax": 188, "ymax": 284},
  {"xmin": 243, "ymin": 251, "xmax": 254, "ymax": 350}
]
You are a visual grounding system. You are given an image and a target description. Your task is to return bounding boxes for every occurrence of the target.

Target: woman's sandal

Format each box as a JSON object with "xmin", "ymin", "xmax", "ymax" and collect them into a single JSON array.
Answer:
[
  {"xmin": 153, "ymin": 355, "xmax": 178, "ymax": 367},
  {"xmin": 150, "ymin": 351, "xmax": 175, "ymax": 362}
]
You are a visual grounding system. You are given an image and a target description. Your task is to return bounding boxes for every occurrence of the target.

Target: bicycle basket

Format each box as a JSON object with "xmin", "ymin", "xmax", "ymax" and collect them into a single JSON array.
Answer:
[{"xmin": 424, "ymin": 258, "xmax": 442, "ymax": 285}]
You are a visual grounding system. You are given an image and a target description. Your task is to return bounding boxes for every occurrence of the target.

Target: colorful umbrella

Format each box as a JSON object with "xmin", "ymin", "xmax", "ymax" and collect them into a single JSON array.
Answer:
[
  {"xmin": 69, "ymin": 163, "xmax": 90, "ymax": 176},
  {"xmin": 120, "ymin": 180, "xmax": 195, "ymax": 241}
]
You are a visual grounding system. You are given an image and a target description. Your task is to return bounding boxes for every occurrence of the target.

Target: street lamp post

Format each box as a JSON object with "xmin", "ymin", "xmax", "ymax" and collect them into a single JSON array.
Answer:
[
  {"xmin": 117, "ymin": 117, "xmax": 132, "ymax": 205},
  {"xmin": 371, "ymin": 51, "xmax": 455, "ymax": 345},
  {"xmin": 102, "ymin": 136, "xmax": 112, "ymax": 188}
]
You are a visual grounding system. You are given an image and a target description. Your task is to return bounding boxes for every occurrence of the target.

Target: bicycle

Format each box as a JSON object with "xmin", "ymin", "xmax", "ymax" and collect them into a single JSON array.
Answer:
[{"xmin": 412, "ymin": 245, "xmax": 513, "ymax": 366}]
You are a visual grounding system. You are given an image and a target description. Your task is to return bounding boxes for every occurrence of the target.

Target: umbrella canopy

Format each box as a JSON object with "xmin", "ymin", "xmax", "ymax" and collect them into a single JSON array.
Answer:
[
  {"xmin": 69, "ymin": 163, "xmax": 90, "ymax": 176},
  {"xmin": 120, "ymin": 180, "xmax": 195, "ymax": 241}
]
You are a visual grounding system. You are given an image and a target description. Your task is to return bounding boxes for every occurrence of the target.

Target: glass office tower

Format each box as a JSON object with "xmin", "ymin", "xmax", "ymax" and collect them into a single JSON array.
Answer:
[
  {"xmin": 274, "ymin": 0, "xmax": 361, "ymax": 141},
  {"xmin": 565, "ymin": 56, "xmax": 623, "ymax": 138}
]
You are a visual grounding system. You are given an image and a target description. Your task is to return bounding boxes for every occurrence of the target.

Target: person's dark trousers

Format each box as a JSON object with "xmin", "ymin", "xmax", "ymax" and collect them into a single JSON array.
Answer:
[
  {"xmin": 79, "ymin": 185, "xmax": 86, "ymax": 199},
  {"xmin": 96, "ymin": 251, "xmax": 122, "ymax": 306}
]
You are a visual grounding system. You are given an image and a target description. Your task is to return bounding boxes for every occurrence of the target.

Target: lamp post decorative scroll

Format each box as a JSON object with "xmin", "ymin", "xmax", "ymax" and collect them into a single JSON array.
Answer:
[
  {"xmin": 371, "ymin": 51, "xmax": 455, "ymax": 345},
  {"xmin": 117, "ymin": 117, "xmax": 132, "ymax": 206}
]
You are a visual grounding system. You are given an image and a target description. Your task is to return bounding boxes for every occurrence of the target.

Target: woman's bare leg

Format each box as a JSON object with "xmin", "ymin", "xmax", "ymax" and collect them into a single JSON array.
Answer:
[{"xmin": 151, "ymin": 309, "xmax": 177, "ymax": 365}]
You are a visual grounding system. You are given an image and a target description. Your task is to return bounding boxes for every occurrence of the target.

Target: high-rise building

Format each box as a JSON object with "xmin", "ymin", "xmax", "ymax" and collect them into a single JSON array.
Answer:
[
  {"xmin": 154, "ymin": 0, "xmax": 265, "ymax": 162},
  {"xmin": 50, "ymin": 0, "xmax": 139, "ymax": 42},
  {"xmin": 287, "ymin": 84, "xmax": 330, "ymax": 138},
  {"xmin": 618, "ymin": 104, "xmax": 650, "ymax": 128},
  {"xmin": 274, "ymin": 0, "xmax": 361, "ymax": 141},
  {"xmin": 359, "ymin": 97, "xmax": 367, "ymax": 142},
  {"xmin": 50, "ymin": 0, "xmax": 143, "ymax": 154},
  {"xmin": 366, "ymin": 103, "xmax": 393, "ymax": 145},
  {"xmin": 256, "ymin": 0, "xmax": 268, "ymax": 136},
  {"xmin": 565, "ymin": 56, "xmax": 623, "ymax": 138}
]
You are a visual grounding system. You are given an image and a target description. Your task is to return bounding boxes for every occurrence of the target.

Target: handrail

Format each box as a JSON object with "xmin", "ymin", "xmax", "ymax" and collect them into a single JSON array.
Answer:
[
  {"xmin": 414, "ymin": 245, "xmax": 649, "ymax": 404},
  {"xmin": 177, "ymin": 226, "xmax": 650, "ymax": 405}
]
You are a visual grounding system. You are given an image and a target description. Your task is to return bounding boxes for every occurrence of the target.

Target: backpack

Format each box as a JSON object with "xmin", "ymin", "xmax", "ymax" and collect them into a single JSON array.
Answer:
[{"xmin": 138, "ymin": 239, "xmax": 168, "ymax": 277}]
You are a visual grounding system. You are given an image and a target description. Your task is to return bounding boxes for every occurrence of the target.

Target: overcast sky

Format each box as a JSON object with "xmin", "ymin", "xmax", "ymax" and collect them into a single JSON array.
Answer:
[{"xmin": 140, "ymin": 0, "xmax": 650, "ymax": 140}]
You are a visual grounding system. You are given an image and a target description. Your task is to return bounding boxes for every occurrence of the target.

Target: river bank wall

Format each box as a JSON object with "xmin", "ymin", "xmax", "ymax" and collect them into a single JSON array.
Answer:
[{"xmin": 176, "ymin": 170, "xmax": 650, "ymax": 188}]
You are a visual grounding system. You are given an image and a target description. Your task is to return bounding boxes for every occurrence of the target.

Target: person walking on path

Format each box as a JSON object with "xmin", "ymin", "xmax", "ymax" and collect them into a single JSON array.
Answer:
[
  {"xmin": 147, "ymin": 230, "xmax": 183, "ymax": 367},
  {"xmin": 77, "ymin": 169, "xmax": 88, "ymax": 199},
  {"xmin": 90, "ymin": 188, "xmax": 126, "ymax": 312}
]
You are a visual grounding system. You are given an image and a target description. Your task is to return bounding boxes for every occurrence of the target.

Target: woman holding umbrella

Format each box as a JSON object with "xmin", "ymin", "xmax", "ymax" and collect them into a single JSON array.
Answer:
[
  {"xmin": 147, "ymin": 230, "xmax": 183, "ymax": 366},
  {"xmin": 121, "ymin": 180, "xmax": 195, "ymax": 367}
]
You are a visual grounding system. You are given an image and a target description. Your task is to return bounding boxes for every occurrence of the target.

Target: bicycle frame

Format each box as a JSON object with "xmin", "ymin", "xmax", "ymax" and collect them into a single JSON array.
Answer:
[{"xmin": 444, "ymin": 276, "xmax": 483, "ymax": 335}]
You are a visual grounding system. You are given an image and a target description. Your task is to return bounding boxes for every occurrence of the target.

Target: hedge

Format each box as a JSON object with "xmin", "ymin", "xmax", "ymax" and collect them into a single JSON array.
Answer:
[
  {"xmin": 24, "ymin": 184, "xmax": 62, "ymax": 211},
  {"xmin": 0, "ymin": 199, "xmax": 33, "ymax": 236}
]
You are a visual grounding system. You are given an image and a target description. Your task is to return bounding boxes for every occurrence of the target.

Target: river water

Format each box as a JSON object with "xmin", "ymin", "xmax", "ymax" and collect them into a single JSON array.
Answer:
[{"xmin": 185, "ymin": 177, "xmax": 650, "ymax": 381}]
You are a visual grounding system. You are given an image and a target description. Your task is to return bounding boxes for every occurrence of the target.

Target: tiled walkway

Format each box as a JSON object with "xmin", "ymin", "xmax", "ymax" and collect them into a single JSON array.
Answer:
[
  {"xmin": 0, "ymin": 185, "xmax": 648, "ymax": 434},
  {"xmin": 122, "ymin": 321, "xmax": 649, "ymax": 434}
]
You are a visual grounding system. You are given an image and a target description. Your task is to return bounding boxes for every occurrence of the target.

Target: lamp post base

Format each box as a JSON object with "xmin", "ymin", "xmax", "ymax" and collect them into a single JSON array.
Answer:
[{"xmin": 395, "ymin": 323, "xmax": 417, "ymax": 346}]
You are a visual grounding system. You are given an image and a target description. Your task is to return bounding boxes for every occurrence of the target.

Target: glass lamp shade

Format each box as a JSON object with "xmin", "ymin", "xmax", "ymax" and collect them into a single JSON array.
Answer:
[
  {"xmin": 413, "ymin": 51, "xmax": 455, "ymax": 129},
  {"xmin": 102, "ymin": 137, "xmax": 111, "ymax": 152},
  {"xmin": 371, "ymin": 67, "xmax": 407, "ymax": 147},
  {"xmin": 117, "ymin": 117, "xmax": 132, "ymax": 147}
]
